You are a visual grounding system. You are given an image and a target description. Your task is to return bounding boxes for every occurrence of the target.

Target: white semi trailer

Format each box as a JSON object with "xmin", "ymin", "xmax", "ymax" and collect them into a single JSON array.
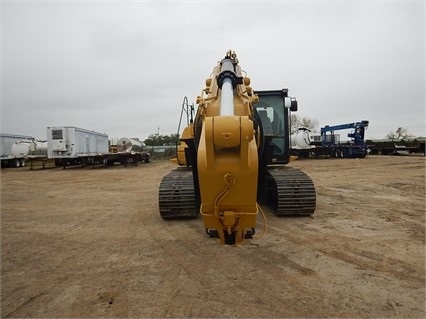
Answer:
[
  {"xmin": 47, "ymin": 127, "xmax": 150, "ymax": 167},
  {"xmin": 1, "ymin": 133, "xmax": 34, "ymax": 167},
  {"xmin": 47, "ymin": 126, "xmax": 109, "ymax": 166}
]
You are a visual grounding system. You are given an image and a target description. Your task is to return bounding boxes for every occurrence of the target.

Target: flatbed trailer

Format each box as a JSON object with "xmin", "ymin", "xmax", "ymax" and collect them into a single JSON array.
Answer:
[
  {"xmin": 366, "ymin": 139, "xmax": 425, "ymax": 156},
  {"xmin": 52, "ymin": 151, "xmax": 150, "ymax": 168},
  {"xmin": 306, "ymin": 144, "xmax": 368, "ymax": 158}
]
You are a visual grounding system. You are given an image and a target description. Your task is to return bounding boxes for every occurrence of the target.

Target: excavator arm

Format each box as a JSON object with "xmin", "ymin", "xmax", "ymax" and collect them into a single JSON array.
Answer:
[{"xmin": 194, "ymin": 50, "xmax": 260, "ymax": 244}]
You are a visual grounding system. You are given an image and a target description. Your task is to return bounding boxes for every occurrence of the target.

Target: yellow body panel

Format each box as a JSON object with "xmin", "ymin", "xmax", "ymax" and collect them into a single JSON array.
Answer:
[
  {"xmin": 194, "ymin": 51, "xmax": 260, "ymax": 244},
  {"xmin": 169, "ymin": 125, "xmax": 194, "ymax": 166},
  {"xmin": 169, "ymin": 142, "xmax": 187, "ymax": 166}
]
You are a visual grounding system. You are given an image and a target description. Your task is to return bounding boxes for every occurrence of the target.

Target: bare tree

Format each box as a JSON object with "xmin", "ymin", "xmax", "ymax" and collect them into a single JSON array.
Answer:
[
  {"xmin": 290, "ymin": 114, "xmax": 319, "ymax": 134},
  {"xmin": 386, "ymin": 127, "xmax": 414, "ymax": 141}
]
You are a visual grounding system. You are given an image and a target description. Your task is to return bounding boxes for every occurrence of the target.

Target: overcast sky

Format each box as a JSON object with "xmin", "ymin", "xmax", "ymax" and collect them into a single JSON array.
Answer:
[{"xmin": 2, "ymin": 0, "xmax": 424, "ymax": 141}]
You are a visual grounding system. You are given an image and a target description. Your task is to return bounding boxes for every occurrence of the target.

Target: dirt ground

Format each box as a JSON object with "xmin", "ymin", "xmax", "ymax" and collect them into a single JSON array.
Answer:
[{"xmin": 1, "ymin": 155, "xmax": 425, "ymax": 318}]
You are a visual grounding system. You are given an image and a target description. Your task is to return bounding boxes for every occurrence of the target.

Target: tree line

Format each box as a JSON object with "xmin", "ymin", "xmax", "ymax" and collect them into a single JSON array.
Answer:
[
  {"xmin": 143, "ymin": 115, "xmax": 321, "ymax": 146},
  {"xmin": 143, "ymin": 116, "xmax": 416, "ymax": 146},
  {"xmin": 143, "ymin": 133, "xmax": 180, "ymax": 146}
]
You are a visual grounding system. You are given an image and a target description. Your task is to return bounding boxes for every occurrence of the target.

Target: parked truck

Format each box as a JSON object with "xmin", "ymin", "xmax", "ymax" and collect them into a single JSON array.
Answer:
[
  {"xmin": 291, "ymin": 120, "xmax": 370, "ymax": 158},
  {"xmin": 1, "ymin": 133, "xmax": 35, "ymax": 167}
]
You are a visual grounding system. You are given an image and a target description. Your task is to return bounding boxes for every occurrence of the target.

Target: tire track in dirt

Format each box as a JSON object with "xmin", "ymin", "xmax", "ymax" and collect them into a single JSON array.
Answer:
[
  {"xmin": 135, "ymin": 210, "xmax": 323, "ymax": 317},
  {"xmin": 268, "ymin": 224, "xmax": 423, "ymax": 287},
  {"xmin": 93, "ymin": 163, "xmax": 170, "ymax": 316}
]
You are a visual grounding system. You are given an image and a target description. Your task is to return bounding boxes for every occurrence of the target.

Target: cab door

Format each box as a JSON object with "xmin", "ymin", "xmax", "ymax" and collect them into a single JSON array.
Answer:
[{"xmin": 254, "ymin": 89, "xmax": 295, "ymax": 164}]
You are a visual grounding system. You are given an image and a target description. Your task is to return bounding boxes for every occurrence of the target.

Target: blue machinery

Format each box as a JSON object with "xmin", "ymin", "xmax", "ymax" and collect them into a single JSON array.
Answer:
[
  {"xmin": 321, "ymin": 120, "xmax": 369, "ymax": 146},
  {"xmin": 314, "ymin": 120, "xmax": 370, "ymax": 158}
]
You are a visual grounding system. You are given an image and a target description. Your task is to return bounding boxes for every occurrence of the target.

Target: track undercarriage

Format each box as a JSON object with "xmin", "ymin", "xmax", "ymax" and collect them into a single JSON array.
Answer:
[
  {"xmin": 158, "ymin": 166, "xmax": 315, "ymax": 220},
  {"xmin": 158, "ymin": 167, "xmax": 198, "ymax": 219},
  {"xmin": 266, "ymin": 167, "xmax": 316, "ymax": 216}
]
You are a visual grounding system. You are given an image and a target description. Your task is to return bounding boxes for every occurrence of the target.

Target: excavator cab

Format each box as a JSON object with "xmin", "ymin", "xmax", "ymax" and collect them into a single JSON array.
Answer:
[{"xmin": 254, "ymin": 89, "xmax": 297, "ymax": 165}]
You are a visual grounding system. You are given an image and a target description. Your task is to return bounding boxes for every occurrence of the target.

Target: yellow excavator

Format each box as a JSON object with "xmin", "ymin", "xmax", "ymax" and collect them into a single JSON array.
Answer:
[{"xmin": 159, "ymin": 50, "xmax": 316, "ymax": 245}]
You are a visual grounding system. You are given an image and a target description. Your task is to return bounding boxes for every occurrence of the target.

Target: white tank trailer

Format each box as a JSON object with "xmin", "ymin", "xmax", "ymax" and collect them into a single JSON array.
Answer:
[
  {"xmin": 291, "ymin": 128, "xmax": 341, "ymax": 150},
  {"xmin": 12, "ymin": 140, "xmax": 48, "ymax": 157},
  {"xmin": 117, "ymin": 137, "xmax": 146, "ymax": 153},
  {"xmin": 1, "ymin": 133, "xmax": 34, "ymax": 167},
  {"xmin": 47, "ymin": 126, "xmax": 109, "ymax": 166},
  {"xmin": 291, "ymin": 127, "xmax": 312, "ymax": 150},
  {"xmin": 107, "ymin": 137, "xmax": 150, "ymax": 164},
  {"xmin": 290, "ymin": 127, "xmax": 317, "ymax": 158}
]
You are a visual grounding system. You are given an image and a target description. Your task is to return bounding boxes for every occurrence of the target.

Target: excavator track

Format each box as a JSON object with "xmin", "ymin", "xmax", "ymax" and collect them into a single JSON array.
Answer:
[
  {"xmin": 158, "ymin": 167, "xmax": 198, "ymax": 219},
  {"xmin": 267, "ymin": 167, "xmax": 316, "ymax": 216}
]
